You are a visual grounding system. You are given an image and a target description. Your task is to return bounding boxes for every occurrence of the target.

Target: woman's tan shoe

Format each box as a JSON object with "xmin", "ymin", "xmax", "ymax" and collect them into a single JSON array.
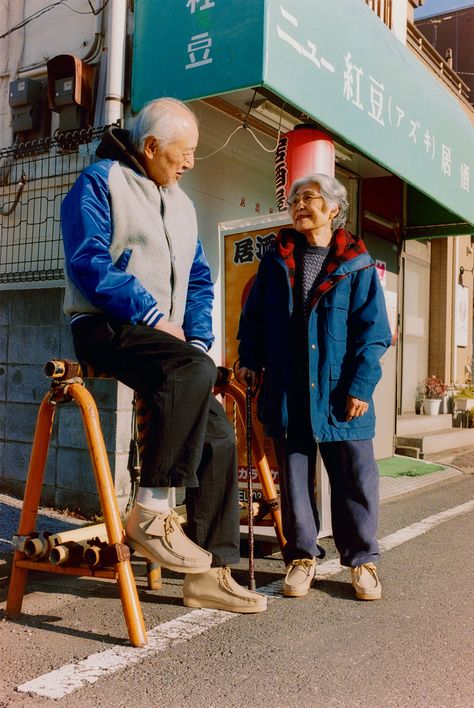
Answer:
[
  {"xmin": 350, "ymin": 563, "xmax": 382, "ymax": 600},
  {"xmin": 283, "ymin": 558, "xmax": 317, "ymax": 597}
]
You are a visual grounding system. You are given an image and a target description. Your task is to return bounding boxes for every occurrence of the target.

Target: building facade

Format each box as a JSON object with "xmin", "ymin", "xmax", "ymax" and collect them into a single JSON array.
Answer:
[
  {"xmin": 0, "ymin": 0, "xmax": 473, "ymax": 512},
  {"xmin": 414, "ymin": 1, "xmax": 474, "ymax": 392}
]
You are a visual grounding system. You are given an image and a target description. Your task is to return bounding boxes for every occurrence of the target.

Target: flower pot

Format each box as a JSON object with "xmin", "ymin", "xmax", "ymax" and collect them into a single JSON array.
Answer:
[
  {"xmin": 423, "ymin": 398, "xmax": 441, "ymax": 416},
  {"xmin": 455, "ymin": 397, "xmax": 474, "ymax": 411}
]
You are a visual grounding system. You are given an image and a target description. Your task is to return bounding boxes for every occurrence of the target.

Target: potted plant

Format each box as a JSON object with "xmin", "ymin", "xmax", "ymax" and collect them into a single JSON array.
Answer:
[
  {"xmin": 468, "ymin": 408, "xmax": 474, "ymax": 428},
  {"xmin": 454, "ymin": 386, "xmax": 474, "ymax": 411},
  {"xmin": 420, "ymin": 375, "xmax": 449, "ymax": 415}
]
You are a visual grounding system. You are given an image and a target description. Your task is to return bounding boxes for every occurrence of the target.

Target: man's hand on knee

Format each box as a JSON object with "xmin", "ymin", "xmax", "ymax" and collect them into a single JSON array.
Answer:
[{"xmin": 154, "ymin": 319, "xmax": 185, "ymax": 341}]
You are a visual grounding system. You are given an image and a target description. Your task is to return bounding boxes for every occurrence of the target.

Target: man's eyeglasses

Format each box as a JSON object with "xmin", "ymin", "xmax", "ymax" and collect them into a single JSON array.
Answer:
[{"xmin": 287, "ymin": 191, "xmax": 324, "ymax": 209}]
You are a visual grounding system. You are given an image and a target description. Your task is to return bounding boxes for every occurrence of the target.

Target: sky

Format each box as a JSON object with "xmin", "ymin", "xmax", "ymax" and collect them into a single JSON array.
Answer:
[{"xmin": 415, "ymin": 0, "xmax": 474, "ymax": 19}]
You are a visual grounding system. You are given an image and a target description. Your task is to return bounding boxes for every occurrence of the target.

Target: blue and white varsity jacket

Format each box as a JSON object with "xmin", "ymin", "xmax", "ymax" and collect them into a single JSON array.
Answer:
[{"xmin": 60, "ymin": 127, "xmax": 214, "ymax": 352}]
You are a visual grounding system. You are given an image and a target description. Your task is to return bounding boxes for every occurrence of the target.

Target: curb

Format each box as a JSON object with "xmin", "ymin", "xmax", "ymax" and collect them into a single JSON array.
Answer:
[{"xmin": 379, "ymin": 466, "xmax": 466, "ymax": 502}]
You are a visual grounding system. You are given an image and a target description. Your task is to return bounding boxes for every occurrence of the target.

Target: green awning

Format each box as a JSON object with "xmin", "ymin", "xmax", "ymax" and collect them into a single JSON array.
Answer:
[
  {"xmin": 406, "ymin": 186, "xmax": 473, "ymax": 238},
  {"xmin": 132, "ymin": 0, "xmax": 474, "ymax": 233}
]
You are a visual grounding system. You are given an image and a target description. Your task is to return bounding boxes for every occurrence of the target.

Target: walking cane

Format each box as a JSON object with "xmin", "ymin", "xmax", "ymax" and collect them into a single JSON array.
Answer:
[
  {"xmin": 125, "ymin": 393, "xmax": 141, "ymax": 515},
  {"xmin": 245, "ymin": 372, "xmax": 256, "ymax": 591}
]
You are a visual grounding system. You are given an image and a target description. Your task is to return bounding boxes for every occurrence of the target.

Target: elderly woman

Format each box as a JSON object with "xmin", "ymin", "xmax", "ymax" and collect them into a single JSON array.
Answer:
[{"xmin": 236, "ymin": 174, "xmax": 391, "ymax": 600}]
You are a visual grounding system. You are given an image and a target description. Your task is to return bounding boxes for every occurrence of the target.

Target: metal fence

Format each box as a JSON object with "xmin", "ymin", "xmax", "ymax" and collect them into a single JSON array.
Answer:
[{"xmin": 0, "ymin": 127, "xmax": 108, "ymax": 284}]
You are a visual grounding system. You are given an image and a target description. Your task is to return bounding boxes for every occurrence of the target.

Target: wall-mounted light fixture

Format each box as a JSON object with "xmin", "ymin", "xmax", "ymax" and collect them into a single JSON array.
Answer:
[
  {"xmin": 250, "ymin": 100, "xmax": 300, "ymax": 133},
  {"xmin": 47, "ymin": 54, "xmax": 94, "ymax": 132}
]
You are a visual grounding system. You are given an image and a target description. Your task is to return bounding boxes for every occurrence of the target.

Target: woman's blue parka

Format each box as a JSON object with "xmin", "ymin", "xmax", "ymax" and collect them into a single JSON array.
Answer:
[{"xmin": 237, "ymin": 228, "xmax": 392, "ymax": 442}]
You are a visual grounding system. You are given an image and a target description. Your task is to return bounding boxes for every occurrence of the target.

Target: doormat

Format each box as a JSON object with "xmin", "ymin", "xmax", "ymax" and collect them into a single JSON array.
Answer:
[{"xmin": 377, "ymin": 456, "xmax": 445, "ymax": 478}]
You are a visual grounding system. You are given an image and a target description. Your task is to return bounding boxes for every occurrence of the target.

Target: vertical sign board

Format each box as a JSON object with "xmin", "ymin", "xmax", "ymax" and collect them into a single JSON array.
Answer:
[
  {"xmin": 132, "ymin": 0, "xmax": 264, "ymax": 111},
  {"xmin": 456, "ymin": 284, "xmax": 469, "ymax": 348},
  {"xmin": 223, "ymin": 219, "xmax": 289, "ymax": 527},
  {"xmin": 223, "ymin": 214, "xmax": 333, "ymax": 537}
]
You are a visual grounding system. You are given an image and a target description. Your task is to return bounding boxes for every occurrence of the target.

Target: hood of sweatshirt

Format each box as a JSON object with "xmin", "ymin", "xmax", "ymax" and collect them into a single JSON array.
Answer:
[{"xmin": 95, "ymin": 126, "xmax": 147, "ymax": 177}]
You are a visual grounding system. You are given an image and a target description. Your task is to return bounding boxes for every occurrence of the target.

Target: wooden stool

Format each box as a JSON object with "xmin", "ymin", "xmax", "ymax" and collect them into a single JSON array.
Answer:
[{"xmin": 6, "ymin": 359, "xmax": 148, "ymax": 647}]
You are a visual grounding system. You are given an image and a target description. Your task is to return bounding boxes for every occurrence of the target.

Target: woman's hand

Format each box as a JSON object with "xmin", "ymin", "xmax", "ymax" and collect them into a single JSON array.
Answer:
[
  {"xmin": 235, "ymin": 366, "xmax": 257, "ymax": 387},
  {"xmin": 345, "ymin": 395, "xmax": 369, "ymax": 421}
]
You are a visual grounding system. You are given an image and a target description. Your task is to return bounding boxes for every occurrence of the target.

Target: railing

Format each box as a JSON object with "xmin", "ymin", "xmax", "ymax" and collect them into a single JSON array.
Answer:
[
  {"xmin": 0, "ymin": 127, "xmax": 108, "ymax": 284},
  {"xmin": 365, "ymin": 0, "xmax": 392, "ymax": 29},
  {"xmin": 407, "ymin": 21, "xmax": 471, "ymax": 104},
  {"xmin": 364, "ymin": 0, "xmax": 471, "ymax": 107}
]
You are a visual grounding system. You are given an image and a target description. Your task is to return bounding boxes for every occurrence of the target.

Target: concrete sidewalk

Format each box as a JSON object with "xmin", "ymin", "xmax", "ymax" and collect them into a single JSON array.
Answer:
[
  {"xmin": 380, "ymin": 444, "xmax": 473, "ymax": 501},
  {"xmin": 379, "ymin": 465, "xmax": 464, "ymax": 501}
]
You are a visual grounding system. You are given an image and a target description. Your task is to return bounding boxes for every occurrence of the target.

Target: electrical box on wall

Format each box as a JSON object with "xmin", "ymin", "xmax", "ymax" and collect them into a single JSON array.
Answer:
[
  {"xmin": 9, "ymin": 78, "xmax": 44, "ymax": 134},
  {"xmin": 47, "ymin": 54, "xmax": 94, "ymax": 131}
]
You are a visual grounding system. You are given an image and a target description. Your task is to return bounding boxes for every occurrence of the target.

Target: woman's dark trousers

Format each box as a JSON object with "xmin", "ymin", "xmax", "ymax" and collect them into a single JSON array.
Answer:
[{"xmin": 274, "ymin": 431, "xmax": 380, "ymax": 568}]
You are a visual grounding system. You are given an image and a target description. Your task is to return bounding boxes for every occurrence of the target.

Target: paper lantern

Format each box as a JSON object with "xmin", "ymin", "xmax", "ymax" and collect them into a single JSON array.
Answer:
[{"xmin": 275, "ymin": 126, "xmax": 335, "ymax": 210}]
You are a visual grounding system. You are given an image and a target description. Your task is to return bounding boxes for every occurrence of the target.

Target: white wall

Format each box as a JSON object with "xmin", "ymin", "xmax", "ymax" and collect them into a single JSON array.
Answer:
[
  {"xmin": 392, "ymin": 0, "xmax": 408, "ymax": 43},
  {"xmin": 0, "ymin": 0, "xmax": 100, "ymax": 145},
  {"xmin": 180, "ymin": 100, "xmax": 279, "ymax": 364}
]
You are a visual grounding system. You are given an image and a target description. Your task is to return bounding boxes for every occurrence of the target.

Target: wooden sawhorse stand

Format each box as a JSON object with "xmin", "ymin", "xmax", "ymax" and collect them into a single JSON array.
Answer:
[
  {"xmin": 214, "ymin": 366, "xmax": 285, "ymax": 550},
  {"xmin": 6, "ymin": 359, "xmax": 148, "ymax": 647},
  {"xmin": 5, "ymin": 362, "xmax": 284, "ymax": 649}
]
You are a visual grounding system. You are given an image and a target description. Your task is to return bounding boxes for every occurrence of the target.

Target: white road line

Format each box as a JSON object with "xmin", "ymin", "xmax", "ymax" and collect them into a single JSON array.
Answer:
[
  {"xmin": 17, "ymin": 610, "xmax": 236, "ymax": 700},
  {"xmin": 378, "ymin": 499, "xmax": 474, "ymax": 552},
  {"xmin": 17, "ymin": 499, "xmax": 474, "ymax": 700}
]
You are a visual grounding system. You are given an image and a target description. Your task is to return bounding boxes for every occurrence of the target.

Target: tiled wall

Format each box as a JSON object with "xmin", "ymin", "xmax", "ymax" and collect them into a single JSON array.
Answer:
[{"xmin": 0, "ymin": 287, "xmax": 132, "ymax": 514}]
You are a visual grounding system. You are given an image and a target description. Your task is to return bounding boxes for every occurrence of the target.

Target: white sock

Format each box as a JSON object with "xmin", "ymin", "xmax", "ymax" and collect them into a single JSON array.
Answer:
[{"xmin": 136, "ymin": 487, "xmax": 171, "ymax": 512}]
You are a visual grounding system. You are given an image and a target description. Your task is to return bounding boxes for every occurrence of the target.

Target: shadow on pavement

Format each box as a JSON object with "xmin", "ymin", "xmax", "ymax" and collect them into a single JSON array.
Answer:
[
  {"xmin": 314, "ymin": 578, "xmax": 355, "ymax": 601},
  {"xmin": 0, "ymin": 608, "xmax": 128, "ymax": 645}
]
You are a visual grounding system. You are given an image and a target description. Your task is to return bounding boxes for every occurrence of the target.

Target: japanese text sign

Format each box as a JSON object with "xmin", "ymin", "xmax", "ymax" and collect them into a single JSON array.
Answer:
[{"xmin": 132, "ymin": 0, "xmax": 474, "ymax": 227}]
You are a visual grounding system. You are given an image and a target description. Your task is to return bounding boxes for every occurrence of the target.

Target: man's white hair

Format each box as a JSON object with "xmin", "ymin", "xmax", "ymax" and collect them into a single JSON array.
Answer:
[{"xmin": 129, "ymin": 98, "xmax": 198, "ymax": 154}]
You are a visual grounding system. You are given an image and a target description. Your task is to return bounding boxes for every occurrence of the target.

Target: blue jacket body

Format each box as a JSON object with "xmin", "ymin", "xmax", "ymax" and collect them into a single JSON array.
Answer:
[{"xmin": 237, "ymin": 229, "xmax": 392, "ymax": 441}]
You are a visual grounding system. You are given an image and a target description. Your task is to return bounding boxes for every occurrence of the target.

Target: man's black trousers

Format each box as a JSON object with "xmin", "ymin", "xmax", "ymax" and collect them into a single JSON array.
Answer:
[{"xmin": 71, "ymin": 316, "xmax": 240, "ymax": 567}]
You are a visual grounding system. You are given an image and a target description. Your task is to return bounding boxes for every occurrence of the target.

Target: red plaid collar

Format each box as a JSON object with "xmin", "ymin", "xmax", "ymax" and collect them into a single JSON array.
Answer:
[{"xmin": 275, "ymin": 227, "xmax": 369, "ymax": 288}]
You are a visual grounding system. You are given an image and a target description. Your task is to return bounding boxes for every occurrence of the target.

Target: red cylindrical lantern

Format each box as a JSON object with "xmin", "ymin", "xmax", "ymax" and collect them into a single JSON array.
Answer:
[{"xmin": 275, "ymin": 125, "xmax": 335, "ymax": 211}]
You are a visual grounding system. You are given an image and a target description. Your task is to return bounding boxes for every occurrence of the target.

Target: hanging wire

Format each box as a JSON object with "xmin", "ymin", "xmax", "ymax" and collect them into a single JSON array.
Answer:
[
  {"xmin": 195, "ymin": 125, "xmax": 245, "ymax": 160},
  {"xmin": 245, "ymin": 89, "xmax": 258, "ymax": 122},
  {"xmin": 196, "ymin": 94, "xmax": 289, "ymax": 161},
  {"xmin": 125, "ymin": 393, "xmax": 141, "ymax": 514},
  {"xmin": 244, "ymin": 125, "xmax": 281, "ymax": 153},
  {"xmin": 245, "ymin": 375, "xmax": 256, "ymax": 591},
  {"xmin": 0, "ymin": 0, "xmax": 109, "ymax": 39},
  {"xmin": 66, "ymin": 0, "xmax": 110, "ymax": 16}
]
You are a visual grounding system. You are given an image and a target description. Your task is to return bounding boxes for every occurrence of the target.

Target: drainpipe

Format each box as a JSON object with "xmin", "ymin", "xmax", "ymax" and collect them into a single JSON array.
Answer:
[
  {"xmin": 104, "ymin": 0, "xmax": 127, "ymax": 127},
  {"xmin": 452, "ymin": 238, "xmax": 459, "ymax": 384}
]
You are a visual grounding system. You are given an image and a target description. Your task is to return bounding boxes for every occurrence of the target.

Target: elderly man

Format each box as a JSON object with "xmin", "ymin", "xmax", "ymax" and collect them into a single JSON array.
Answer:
[{"xmin": 61, "ymin": 97, "xmax": 266, "ymax": 614}]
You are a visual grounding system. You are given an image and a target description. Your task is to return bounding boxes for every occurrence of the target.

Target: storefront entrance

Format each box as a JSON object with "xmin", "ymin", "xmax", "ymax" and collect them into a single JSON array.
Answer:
[{"xmin": 399, "ymin": 240, "xmax": 431, "ymax": 414}]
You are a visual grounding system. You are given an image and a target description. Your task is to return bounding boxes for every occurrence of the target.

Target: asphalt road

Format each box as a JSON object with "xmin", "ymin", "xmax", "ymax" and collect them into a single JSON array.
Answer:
[{"xmin": 1, "ymin": 474, "xmax": 473, "ymax": 708}]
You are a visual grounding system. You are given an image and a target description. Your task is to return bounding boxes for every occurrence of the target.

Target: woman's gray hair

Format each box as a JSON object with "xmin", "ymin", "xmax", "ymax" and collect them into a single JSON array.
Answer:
[
  {"xmin": 129, "ymin": 97, "xmax": 198, "ymax": 154},
  {"xmin": 287, "ymin": 173, "xmax": 349, "ymax": 232}
]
